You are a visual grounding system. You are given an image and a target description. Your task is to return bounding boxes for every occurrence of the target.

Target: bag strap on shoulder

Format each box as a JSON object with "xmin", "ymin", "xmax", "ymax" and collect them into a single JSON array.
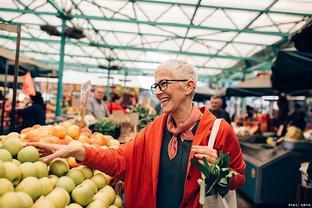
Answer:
[{"xmin": 207, "ymin": 119, "xmax": 222, "ymax": 148}]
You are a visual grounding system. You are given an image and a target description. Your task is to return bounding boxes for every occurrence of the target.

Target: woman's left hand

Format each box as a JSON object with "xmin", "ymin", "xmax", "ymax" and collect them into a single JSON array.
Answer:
[{"xmin": 191, "ymin": 145, "xmax": 218, "ymax": 165}]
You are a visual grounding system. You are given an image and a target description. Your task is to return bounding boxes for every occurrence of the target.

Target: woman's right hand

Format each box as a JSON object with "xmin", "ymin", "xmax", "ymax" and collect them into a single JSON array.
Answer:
[{"xmin": 26, "ymin": 141, "xmax": 86, "ymax": 164}]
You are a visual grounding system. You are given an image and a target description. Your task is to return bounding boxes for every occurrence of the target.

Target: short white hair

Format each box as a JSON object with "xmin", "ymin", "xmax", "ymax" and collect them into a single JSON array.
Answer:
[{"xmin": 155, "ymin": 59, "xmax": 197, "ymax": 97}]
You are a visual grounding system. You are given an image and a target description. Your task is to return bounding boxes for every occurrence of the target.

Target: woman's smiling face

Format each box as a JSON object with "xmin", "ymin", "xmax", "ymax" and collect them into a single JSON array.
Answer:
[{"xmin": 154, "ymin": 70, "xmax": 188, "ymax": 114}]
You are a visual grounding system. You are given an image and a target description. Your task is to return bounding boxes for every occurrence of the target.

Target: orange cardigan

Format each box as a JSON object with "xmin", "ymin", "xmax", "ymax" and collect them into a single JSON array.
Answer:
[{"xmin": 83, "ymin": 107, "xmax": 246, "ymax": 208}]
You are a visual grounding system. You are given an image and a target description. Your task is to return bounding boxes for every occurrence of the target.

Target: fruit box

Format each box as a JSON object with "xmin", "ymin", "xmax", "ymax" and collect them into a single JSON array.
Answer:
[{"xmin": 110, "ymin": 111, "xmax": 139, "ymax": 144}]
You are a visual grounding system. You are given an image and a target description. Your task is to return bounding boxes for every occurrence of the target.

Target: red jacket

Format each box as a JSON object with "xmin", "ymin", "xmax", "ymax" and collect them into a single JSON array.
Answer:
[{"xmin": 83, "ymin": 107, "xmax": 246, "ymax": 208}]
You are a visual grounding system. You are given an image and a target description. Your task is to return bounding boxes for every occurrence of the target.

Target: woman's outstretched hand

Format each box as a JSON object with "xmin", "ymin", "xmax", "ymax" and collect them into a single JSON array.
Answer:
[{"xmin": 26, "ymin": 141, "xmax": 86, "ymax": 163}]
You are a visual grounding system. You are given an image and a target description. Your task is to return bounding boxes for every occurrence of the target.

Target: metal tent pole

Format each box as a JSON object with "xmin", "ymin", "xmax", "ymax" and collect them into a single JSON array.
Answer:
[
  {"xmin": 0, "ymin": 63, "xmax": 9, "ymax": 133},
  {"xmin": 55, "ymin": 18, "xmax": 66, "ymax": 117},
  {"xmin": 9, "ymin": 25, "xmax": 21, "ymax": 132}
]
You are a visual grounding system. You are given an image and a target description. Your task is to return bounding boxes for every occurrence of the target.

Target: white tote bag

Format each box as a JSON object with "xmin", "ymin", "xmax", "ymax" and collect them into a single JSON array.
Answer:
[{"xmin": 198, "ymin": 119, "xmax": 237, "ymax": 208}]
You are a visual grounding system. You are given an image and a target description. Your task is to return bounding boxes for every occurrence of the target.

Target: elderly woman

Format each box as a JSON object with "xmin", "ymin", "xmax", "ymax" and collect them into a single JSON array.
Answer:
[{"xmin": 29, "ymin": 60, "xmax": 246, "ymax": 208}]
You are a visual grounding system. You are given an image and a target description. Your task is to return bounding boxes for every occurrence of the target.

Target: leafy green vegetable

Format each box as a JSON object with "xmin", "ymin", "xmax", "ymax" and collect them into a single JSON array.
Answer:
[
  {"xmin": 130, "ymin": 105, "xmax": 156, "ymax": 130},
  {"xmin": 130, "ymin": 105, "xmax": 150, "ymax": 120},
  {"xmin": 90, "ymin": 118, "xmax": 119, "ymax": 136},
  {"xmin": 191, "ymin": 151, "xmax": 237, "ymax": 197}
]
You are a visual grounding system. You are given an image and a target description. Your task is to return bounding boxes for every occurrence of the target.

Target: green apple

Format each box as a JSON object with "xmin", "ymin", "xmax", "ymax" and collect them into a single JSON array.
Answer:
[
  {"xmin": 0, "ymin": 192, "xmax": 23, "ymax": 208},
  {"xmin": 80, "ymin": 179, "xmax": 98, "ymax": 194},
  {"xmin": 0, "ymin": 178, "xmax": 14, "ymax": 197},
  {"xmin": 2, "ymin": 137, "xmax": 23, "ymax": 157},
  {"xmin": 34, "ymin": 161, "xmax": 49, "ymax": 178},
  {"xmin": 66, "ymin": 203, "xmax": 83, "ymax": 208},
  {"xmin": 20, "ymin": 162, "xmax": 38, "ymax": 179},
  {"xmin": 49, "ymin": 175, "xmax": 59, "ymax": 186},
  {"xmin": 0, "ymin": 149, "xmax": 12, "ymax": 162},
  {"xmin": 40, "ymin": 177, "xmax": 54, "ymax": 196},
  {"xmin": 98, "ymin": 185, "xmax": 116, "ymax": 205},
  {"xmin": 15, "ymin": 177, "xmax": 43, "ymax": 201},
  {"xmin": 3, "ymin": 162, "xmax": 21, "ymax": 185},
  {"xmin": 55, "ymin": 176, "xmax": 75, "ymax": 193},
  {"xmin": 46, "ymin": 188, "xmax": 70, "ymax": 208},
  {"xmin": 32, "ymin": 196, "xmax": 55, "ymax": 208},
  {"xmin": 16, "ymin": 192, "xmax": 33, "ymax": 208},
  {"xmin": 12, "ymin": 159, "xmax": 22, "ymax": 167},
  {"xmin": 71, "ymin": 184, "xmax": 94, "ymax": 206},
  {"xmin": 114, "ymin": 195, "xmax": 123, "ymax": 208},
  {"xmin": 91, "ymin": 172, "xmax": 107, "ymax": 189},
  {"xmin": 17, "ymin": 146, "xmax": 39, "ymax": 163},
  {"xmin": 93, "ymin": 191, "xmax": 112, "ymax": 207},
  {"xmin": 49, "ymin": 158, "xmax": 69, "ymax": 177},
  {"xmin": 78, "ymin": 165, "xmax": 93, "ymax": 179},
  {"xmin": 108, "ymin": 205, "xmax": 119, "ymax": 208},
  {"xmin": 67, "ymin": 168, "xmax": 85, "ymax": 186},
  {"xmin": 0, "ymin": 161, "xmax": 5, "ymax": 178},
  {"xmin": 86, "ymin": 200, "xmax": 106, "ymax": 208}
]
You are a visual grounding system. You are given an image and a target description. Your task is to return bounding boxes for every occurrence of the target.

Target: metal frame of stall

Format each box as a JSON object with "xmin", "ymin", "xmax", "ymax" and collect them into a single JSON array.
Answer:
[{"xmin": 0, "ymin": 23, "xmax": 21, "ymax": 133}]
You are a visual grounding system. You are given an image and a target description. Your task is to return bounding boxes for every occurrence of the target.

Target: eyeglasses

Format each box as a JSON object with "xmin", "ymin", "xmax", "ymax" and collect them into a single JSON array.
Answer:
[{"xmin": 151, "ymin": 79, "xmax": 188, "ymax": 94}]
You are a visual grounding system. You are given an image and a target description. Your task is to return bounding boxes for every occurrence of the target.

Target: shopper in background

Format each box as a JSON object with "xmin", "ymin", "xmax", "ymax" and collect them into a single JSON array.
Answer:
[
  {"xmin": 288, "ymin": 103, "xmax": 307, "ymax": 130},
  {"xmin": 28, "ymin": 60, "xmax": 246, "ymax": 208},
  {"xmin": 17, "ymin": 91, "xmax": 46, "ymax": 129},
  {"xmin": 245, "ymin": 105, "xmax": 257, "ymax": 121},
  {"xmin": 106, "ymin": 93, "xmax": 127, "ymax": 114},
  {"xmin": 86, "ymin": 86, "xmax": 109, "ymax": 119},
  {"xmin": 209, "ymin": 95, "xmax": 231, "ymax": 124}
]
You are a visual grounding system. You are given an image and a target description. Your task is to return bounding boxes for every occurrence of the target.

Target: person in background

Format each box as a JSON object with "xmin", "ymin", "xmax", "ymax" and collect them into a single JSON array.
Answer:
[
  {"xmin": 86, "ymin": 86, "xmax": 109, "ymax": 119},
  {"xmin": 245, "ymin": 105, "xmax": 257, "ymax": 121},
  {"xmin": 27, "ymin": 60, "xmax": 245, "ymax": 208},
  {"xmin": 288, "ymin": 103, "xmax": 307, "ymax": 130},
  {"xmin": 107, "ymin": 93, "xmax": 127, "ymax": 114},
  {"xmin": 17, "ymin": 92, "xmax": 46, "ymax": 129},
  {"xmin": 209, "ymin": 95, "xmax": 231, "ymax": 124}
]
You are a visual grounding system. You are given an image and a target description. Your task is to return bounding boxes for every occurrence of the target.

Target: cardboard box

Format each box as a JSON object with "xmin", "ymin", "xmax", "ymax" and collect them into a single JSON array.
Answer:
[{"xmin": 111, "ymin": 111, "xmax": 139, "ymax": 143}]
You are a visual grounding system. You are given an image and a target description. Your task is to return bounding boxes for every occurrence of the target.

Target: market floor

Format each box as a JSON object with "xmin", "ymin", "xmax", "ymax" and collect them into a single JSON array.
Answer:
[{"xmin": 237, "ymin": 191, "xmax": 255, "ymax": 208}]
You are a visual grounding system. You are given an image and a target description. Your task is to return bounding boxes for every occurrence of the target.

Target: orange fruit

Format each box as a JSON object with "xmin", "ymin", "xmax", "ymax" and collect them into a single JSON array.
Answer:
[
  {"xmin": 90, "ymin": 133, "xmax": 109, "ymax": 146},
  {"xmin": 67, "ymin": 125, "xmax": 80, "ymax": 139},
  {"xmin": 62, "ymin": 121, "xmax": 72, "ymax": 128},
  {"xmin": 21, "ymin": 127, "xmax": 33, "ymax": 135},
  {"xmin": 51, "ymin": 125, "xmax": 67, "ymax": 139},
  {"xmin": 68, "ymin": 157, "xmax": 80, "ymax": 168},
  {"xmin": 80, "ymin": 128, "xmax": 92, "ymax": 137},
  {"xmin": 78, "ymin": 135, "xmax": 90, "ymax": 144},
  {"xmin": 26, "ymin": 130, "xmax": 40, "ymax": 142},
  {"xmin": 32, "ymin": 124, "xmax": 41, "ymax": 129},
  {"xmin": 60, "ymin": 135, "xmax": 73, "ymax": 144}
]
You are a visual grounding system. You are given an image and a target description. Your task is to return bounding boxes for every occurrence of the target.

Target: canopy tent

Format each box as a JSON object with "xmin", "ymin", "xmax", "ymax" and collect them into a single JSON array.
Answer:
[
  {"xmin": 0, "ymin": 46, "xmax": 57, "ymax": 77},
  {"xmin": 0, "ymin": 0, "xmax": 310, "ymax": 115},
  {"xmin": 271, "ymin": 50, "xmax": 312, "ymax": 92},
  {"xmin": 226, "ymin": 74, "xmax": 274, "ymax": 97},
  {"xmin": 0, "ymin": 0, "xmax": 310, "ymax": 80}
]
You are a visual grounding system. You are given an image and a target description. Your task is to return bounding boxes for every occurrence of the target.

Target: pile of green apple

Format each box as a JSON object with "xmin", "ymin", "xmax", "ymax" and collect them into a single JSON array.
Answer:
[{"xmin": 0, "ymin": 133, "xmax": 123, "ymax": 208}]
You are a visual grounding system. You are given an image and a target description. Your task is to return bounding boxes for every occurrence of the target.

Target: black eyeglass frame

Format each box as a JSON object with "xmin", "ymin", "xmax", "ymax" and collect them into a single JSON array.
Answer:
[{"xmin": 151, "ymin": 79, "xmax": 188, "ymax": 94}]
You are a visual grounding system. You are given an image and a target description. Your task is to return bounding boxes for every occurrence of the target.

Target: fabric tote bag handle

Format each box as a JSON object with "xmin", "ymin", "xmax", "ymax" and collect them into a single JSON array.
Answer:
[{"xmin": 199, "ymin": 118, "xmax": 237, "ymax": 208}]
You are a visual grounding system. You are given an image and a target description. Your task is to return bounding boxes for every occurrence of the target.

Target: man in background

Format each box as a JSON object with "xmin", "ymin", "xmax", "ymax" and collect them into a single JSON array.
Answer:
[
  {"xmin": 288, "ymin": 103, "xmax": 307, "ymax": 130},
  {"xmin": 209, "ymin": 95, "xmax": 231, "ymax": 124},
  {"xmin": 86, "ymin": 86, "xmax": 109, "ymax": 119}
]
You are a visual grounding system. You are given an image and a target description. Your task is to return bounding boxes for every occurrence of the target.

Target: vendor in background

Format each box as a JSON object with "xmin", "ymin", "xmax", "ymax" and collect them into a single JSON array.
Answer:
[
  {"xmin": 209, "ymin": 95, "xmax": 231, "ymax": 124},
  {"xmin": 86, "ymin": 86, "xmax": 109, "ymax": 119},
  {"xmin": 245, "ymin": 105, "xmax": 257, "ymax": 121},
  {"xmin": 288, "ymin": 103, "xmax": 307, "ymax": 130},
  {"xmin": 107, "ymin": 93, "xmax": 127, "ymax": 114},
  {"xmin": 28, "ymin": 60, "xmax": 246, "ymax": 208},
  {"xmin": 17, "ymin": 92, "xmax": 46, "ymax": 129}
]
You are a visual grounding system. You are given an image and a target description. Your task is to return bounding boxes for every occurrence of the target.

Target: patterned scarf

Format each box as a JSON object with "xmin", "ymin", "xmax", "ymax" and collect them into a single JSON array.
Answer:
[{"xmin": 167, "ymin": 105, "xmax": 202, "ymax": 160}]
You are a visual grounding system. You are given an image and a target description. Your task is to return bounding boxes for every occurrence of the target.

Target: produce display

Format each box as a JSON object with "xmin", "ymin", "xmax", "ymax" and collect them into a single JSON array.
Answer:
[
  {"xmin": 130, "ymin": 105, "xmax": 156, "ymax": 130},
  {"xmin": 0, "ymin": 124, "xmax": 123, "ymax": 208},
  {"xmin": 89, "ymin": 118, "xmax": 120, "ymax": 139}
]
